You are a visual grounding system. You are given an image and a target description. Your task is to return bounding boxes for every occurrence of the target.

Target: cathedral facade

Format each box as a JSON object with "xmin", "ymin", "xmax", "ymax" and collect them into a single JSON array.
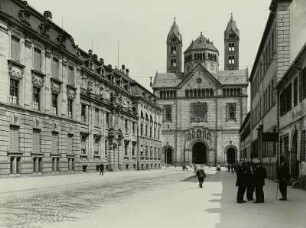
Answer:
[{"xmin": 152, "ymin": 15, "xmax": 248, "ymax": 166}]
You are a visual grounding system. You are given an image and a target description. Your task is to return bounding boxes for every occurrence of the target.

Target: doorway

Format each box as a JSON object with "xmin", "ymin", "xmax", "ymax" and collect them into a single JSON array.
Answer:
[{"xmin": 192, "ymin": 142, "xmax": 206, "ymax": 164}]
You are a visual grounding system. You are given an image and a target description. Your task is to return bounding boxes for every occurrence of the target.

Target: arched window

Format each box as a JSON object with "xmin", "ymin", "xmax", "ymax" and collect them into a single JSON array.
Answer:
[
  {"xmin": 210, "ymin": 89, "xmax": 214, "ymax": 97},
  {"xmin": 186, "ymin": 90, "xmax": 189, "ymax": 97}
]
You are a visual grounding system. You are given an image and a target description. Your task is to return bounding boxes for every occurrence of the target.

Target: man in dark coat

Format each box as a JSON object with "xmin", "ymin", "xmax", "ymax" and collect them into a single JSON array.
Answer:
[
  {"xmin": 196, "ymin": 167, "xmax": 206, "ymax": 188},
  {"xmin": 236, "ymin": 160, "xmax": 247, "ymax": 203},
  {"xmin": 99, "ymin": 163, "xmax": 104, "ymax": 175},
  {"xmin": 253, "ymin": 159, "xmax": 267, "ymax": 203},
  {"xmin": 278, "ymin": 156, "xmax": 290, "ymax": 201},
  {"xmin": 246, "ymin": 162, "xmax": 255, "ymax": 201}
]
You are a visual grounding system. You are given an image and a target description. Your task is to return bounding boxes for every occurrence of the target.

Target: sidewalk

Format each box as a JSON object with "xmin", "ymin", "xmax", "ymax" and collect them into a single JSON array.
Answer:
[{"xmin": 42, "ymin": 169, "xmax": 306, "ymax": 228}]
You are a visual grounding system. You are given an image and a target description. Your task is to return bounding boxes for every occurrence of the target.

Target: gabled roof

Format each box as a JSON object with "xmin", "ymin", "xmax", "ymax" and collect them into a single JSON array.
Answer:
[
  {"xmin": 225, "ymin": 13, "xmax": 240, "ymax": 38},
  {"xmin": 178, "ymin": 63, "xmax": 222, "ymax": 88},
  {"xmin": 184, "ymin": 32, "xmax": 218, "ymax": 53},
  {"xmin": 151, "ymin": 72, "xmax": 184, "ymax": 88},
  {"xmin": 218, "ymin": 69, "xmax": 248, "ymax": 85}
]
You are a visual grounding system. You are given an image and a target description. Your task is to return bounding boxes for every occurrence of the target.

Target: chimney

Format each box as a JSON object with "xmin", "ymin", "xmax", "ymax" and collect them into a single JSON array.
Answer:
[
  {"xmin": 88, "ymin": 49, "xmax": 93, "ymax": 56},
  {"xmin": 99, "ymin": 58, "xmax": 104, "ymax": 65},
  {"xmin": 121, "ymin": 65, "xmax": 125, "ymax": 73},
  {"xmin": 43, "ymin": 10, "xmax": 52, "ymax": 20},
  {"xmin": 126, "ymin": 68, "xmax": 129, "ymax": 76}
]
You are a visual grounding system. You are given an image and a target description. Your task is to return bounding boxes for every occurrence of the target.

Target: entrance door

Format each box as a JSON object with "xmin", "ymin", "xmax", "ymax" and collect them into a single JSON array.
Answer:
[
  {"xmin": 164, "ymin": 148, "xmax": 172, "ymax": 164},
  {"xmin": 192, "ymin": 142, "xmax": 206, "ymax": 164},
  {"xmin": 227, "ymin": 148, "xmax": 236, "ymax": 164},
  {"xmin": 291, "ymin": 131, "xmax": 298, "ymax": 178}
]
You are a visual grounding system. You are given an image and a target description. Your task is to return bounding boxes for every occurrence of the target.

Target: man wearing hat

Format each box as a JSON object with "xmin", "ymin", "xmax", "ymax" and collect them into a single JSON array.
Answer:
[
  {"xmin": 253, "ymin": 159, "xmax": 267, "ymax": 203},
  {"xmin": 278, "ymin": 156, "xmax": 290, "ymax": 201}
]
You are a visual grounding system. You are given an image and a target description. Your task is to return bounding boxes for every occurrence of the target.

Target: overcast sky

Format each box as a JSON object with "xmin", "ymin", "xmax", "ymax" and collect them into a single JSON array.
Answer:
[{"xmin": 27, "ymin": 0, "xmax": 270, "ymax": 91}]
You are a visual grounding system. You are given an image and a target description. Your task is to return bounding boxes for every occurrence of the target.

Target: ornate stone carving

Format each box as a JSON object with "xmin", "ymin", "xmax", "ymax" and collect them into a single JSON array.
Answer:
[
  {"xmin": 67, "ymin": 87, "xmax": 76, "ymax": 99},
  {"xmin": 39, "ymin": 22, "xmax": 50, "ymax": 37},
  {"xmin": 8, "ymin": 63, "xmax": 24, "ymax": 80},
  {"xmin": 190, "ymin": 102, "xmax": 207, "ymax": 122},
  {"xmin": 32, "ymin": 74, "xmax": 44, "ymax": 88},
  {"xmin": 57, "ymin": 34, "xmax": 66, "ymax": 46},
  {"xmin": 18, "ymin": 8, "xmax": 31, "ymax": 26},
  {"xmin": 51, "ymin": 81, "xmax": 61, "ymax": 94}
]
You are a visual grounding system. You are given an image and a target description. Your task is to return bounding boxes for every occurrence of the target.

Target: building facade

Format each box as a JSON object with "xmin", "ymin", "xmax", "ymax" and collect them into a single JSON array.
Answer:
[
  {"xmin": 0, "ymin": 0, "xmax": 162, "ymax": 176},
  {"xmin": 152, "ymin": 17, "xmax": 248, "ymax": 167},
  {"xmin": 239, "ymin": 112, "xmax": 251, "ymax": 161},
  {"xmin": 249, "ymin": 0, "xmax": 306, "ymax": 180},
  {"xmin": 278, "ymin": 44, "xmax": 306, "ymax": 189}
]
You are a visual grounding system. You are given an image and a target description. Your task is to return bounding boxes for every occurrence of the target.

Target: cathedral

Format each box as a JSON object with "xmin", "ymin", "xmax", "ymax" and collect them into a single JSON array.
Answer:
[{"xmin": 151, "ymin": 15, "xmax": 248, "ymax": 166}]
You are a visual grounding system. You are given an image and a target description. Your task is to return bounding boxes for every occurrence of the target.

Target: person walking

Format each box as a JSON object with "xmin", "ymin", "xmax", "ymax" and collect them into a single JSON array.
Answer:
[
  {"xmin": 278, "ymin": 156, "xmax": 290, "ymax": 201},
  {"xmin": 99, "ymin": 163, "xmax": 104, "ymax": 175},
  {"xmin": 253, "ymin": 159, "xmax": 267, "ymax": 203},
  {"xmin": 196, "ymin": 166, "xmax": 206, "ymax": 188},
  {"xmin": 236, "ymin": 160, "xmax": 247, "ymax": 203}
]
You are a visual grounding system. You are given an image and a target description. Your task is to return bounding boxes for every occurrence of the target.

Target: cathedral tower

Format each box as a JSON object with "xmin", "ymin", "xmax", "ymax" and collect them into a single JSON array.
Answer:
[
  {"xmin": 167, "ymin": 19, "xmax": 182, "ymax": 73},
  {"xmin": 224, "ymin": 13, "xmax": 240, "ymax": 70}
]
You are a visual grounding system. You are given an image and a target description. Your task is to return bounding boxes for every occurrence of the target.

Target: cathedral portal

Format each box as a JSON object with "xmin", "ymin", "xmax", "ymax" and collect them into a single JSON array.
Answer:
[{"xmin": 192, "ymin": 142, "xmax": 207, "ymax": 164}]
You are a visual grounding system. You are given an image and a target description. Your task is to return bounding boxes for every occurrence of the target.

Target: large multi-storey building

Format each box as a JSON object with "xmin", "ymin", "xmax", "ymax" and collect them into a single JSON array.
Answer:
[
  {"xmin": 0, "ymin": 0, "xmax": 162, "ymax": 176},
  {"xmin": 151, "ymin": 16, "xmax": 248, "ymax": 167},
  {"xmin": 249, "ymin": 0, "xmax": 306, "ymax": 180}
]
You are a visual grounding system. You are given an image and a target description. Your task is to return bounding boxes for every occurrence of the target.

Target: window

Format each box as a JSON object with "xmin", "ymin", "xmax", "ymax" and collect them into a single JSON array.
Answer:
[
  {"xmin": 132, "ymin": 142, "xmax": 136, "ymax": 156},
  {"xmin": 11, "ymin": 36, "xmax": 20, "ymax": 61},
  {"xmin": 51, "ymin": 132, "xmax": 59, "ymax": 154},
  {"xmin": 67, "ymin": 99, "xmax": 73, "ymax": 118},
  {"xmin": 94, "ymin": 136, "xmax": 100, "ymax": 155},
  {"xmin": 67, "ymin": 134, "xmax": 73, "ymax": 154},
  {"xmin": 229, "ymin": 55, "xmax": 235, "ymax": 64},
  {"xmin": 105, "ymin": 140, "xmax": 108, "ymax": 156},
  {"xmin": 95, "ymin": 108, "xmax": 99, "ymax": 126},
  {"xmin": 140, "ymin": 123, "xmax": 143, "ymax": 136},
  {"xmin": 51, "ymin": 93, "xmax": 58, "ymax": 115},
  {"xmin": 227, "ymin": 103, "xmax": 236, "ymax": 121},
  {"xmin": 68, "ymin": 66, "xmax": 75, "ymax": 86},
  {"xmin": 9, "ymin": 79, "xmax": 19, "ymax": 104},
  {"xmin": 106, "ymin": 113, "xmax": 110, "ymax": 127},
  {"xmin": 171, "ymin": 46, "xmax": 176, "ymax": 54},
  {"xmin": 52, "ymin": 58, "xmax": 59, "ymax": 77},
  {"xmin": 171, "ymin": 59, "xmax": 177, "ymax": 67},
  {"xmin": 34, "ymin": 48, "xmax": 42, "ymax": 71},
  {"xmin": 32, "ymin": 87, "xmax": 40, "ymax": 110},
  {"xmin": 132, "ymin": 122, "xmax": 136, "ymax": 135},
  {"xmin": 145, "ymin": 125, "xmax": 148, "ymax": 137},
  {"xmin": 229, "ymin": 43, "xmax": 235, "ymax": 52},
  {"xmin": 33, "ymin": 129, "xmax": 41, "ymax": 154},
  {"xmin": 280, "ymin": 83, "xmax": 292, "ymax": 116},
  {"xmin": 163, "ymin": 105, "xmax": 172, "ymax": 122},
  {"xmin": 52, "ymin": 157, "xmax": 60, "ymax": 172},
  {"xmin": 124, "ymin": 141, "xmax": 129, "ymax": 156},
  {"xmin": 10, "ymin": 126, "xmax": 19, "ymax": 153},
  {"xmin": 81, "ymin": 134, "xmax": 87, "ymax": 154},
  {"xmin": 125, "ymin": 119, "xmax": 128, "ymax": 132},
  {"xmin": 294, "ymin": 78, "xmax": 298, "ymax": 106}
]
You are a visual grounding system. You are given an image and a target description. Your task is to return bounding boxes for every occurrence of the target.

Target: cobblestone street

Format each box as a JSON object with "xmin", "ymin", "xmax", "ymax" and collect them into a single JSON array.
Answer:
[{"xmin": 1, "ymin": 168, "xmax": 306, "ymax": 228}]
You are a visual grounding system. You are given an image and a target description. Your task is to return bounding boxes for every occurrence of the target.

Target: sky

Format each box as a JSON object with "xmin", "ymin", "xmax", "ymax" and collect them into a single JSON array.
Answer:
[{"xmin": 27, "ymin": 0, "xmax": 270, "ymax": 92}]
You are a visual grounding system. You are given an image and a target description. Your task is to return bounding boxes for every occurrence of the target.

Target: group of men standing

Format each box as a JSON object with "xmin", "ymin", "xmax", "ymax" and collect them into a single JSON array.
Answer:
[
  {"xmin": 235, "ymin": 156, "xmax": 290, "ymax": 203},
  {"xmin": 236, "ymin": 159, "xmax": 267, "ymax": 203}
]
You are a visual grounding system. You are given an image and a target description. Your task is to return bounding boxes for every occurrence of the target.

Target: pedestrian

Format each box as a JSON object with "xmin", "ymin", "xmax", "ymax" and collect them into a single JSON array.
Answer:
[
  {"xmin": 236, "ymin": 160, "xmax": 247, "ymax": 203},
  {"xmin": 99, "ymin": 163, "xmax": 104, "ymax": 175},
  {"xmin": 253, "ymin": 159, "xmax": 267, "ymax": 203},
  {"xmin": 196, "ymin": 166, "xmax": 206, "ymax": 188},
  {"xmin": 246, "ymin": 162, "xmax": 255, "ymax": 201},
  {"xmin": 227, "ymin": 164, "xmax": 230, "ymax": 172},
  {"xmin": 278, "ymin": 155, "xmax": 290, "ymax": 201}
]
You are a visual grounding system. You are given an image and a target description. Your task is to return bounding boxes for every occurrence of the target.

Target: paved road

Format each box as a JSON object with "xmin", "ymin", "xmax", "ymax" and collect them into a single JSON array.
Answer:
[
  {"xmin": 1, "ymin": 168, "xmax": 306, "ymax": 228},
  {"xmin": 0, "ymin": 169, "xmax": 195, "ymax": 228}
]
